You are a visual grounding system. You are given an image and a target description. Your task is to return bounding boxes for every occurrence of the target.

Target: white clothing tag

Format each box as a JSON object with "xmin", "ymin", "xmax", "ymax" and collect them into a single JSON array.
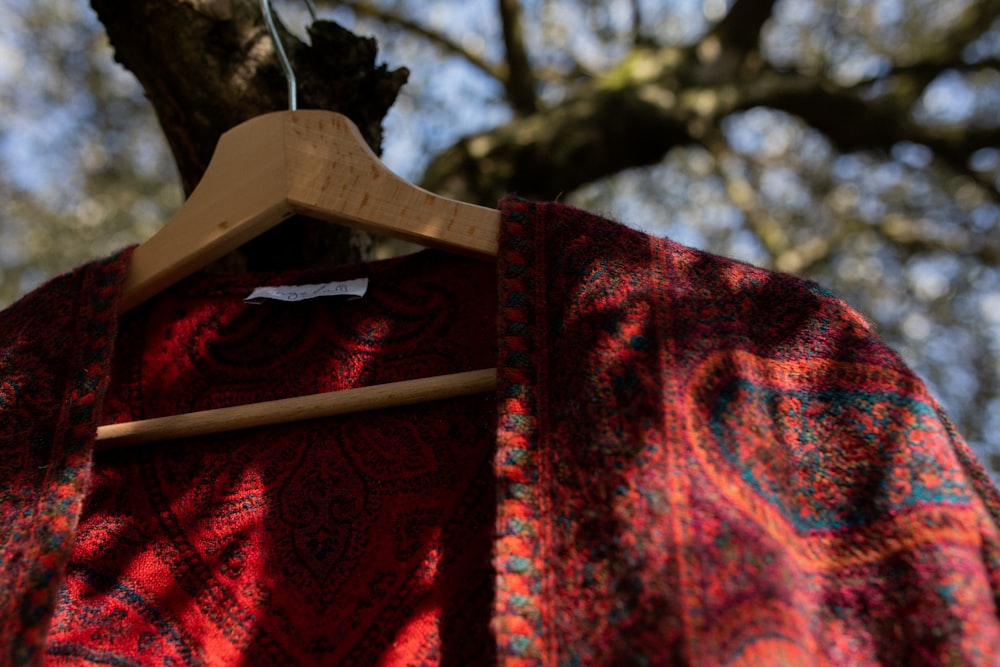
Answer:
[{"xmin": 245, "ymin": 278, "xmax": 369, "ymax": 304}]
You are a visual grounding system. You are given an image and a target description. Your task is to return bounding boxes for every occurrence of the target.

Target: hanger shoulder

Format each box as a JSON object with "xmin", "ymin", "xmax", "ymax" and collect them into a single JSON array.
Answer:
[
  {"xmin": 284, "ymin": 111, "xmax": 499, "ymax": 258},
  {"xmin": 119, "ymin": 111, "xmax": 500, "ymax": 314},
  {"xmin": 119, "ymin": 113, "xmax": 296, "ymax": 312}
]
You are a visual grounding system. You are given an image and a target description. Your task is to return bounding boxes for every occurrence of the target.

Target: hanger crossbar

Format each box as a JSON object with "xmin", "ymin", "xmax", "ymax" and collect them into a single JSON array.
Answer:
[{"xmin": 95, "ymin": 368, "xmax": 497, "ymax": 450}]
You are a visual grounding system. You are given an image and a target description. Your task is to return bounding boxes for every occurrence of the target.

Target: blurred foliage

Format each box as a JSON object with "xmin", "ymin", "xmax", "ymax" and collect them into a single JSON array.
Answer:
[
  {"xmin": 0, "ymin": 0, "xmax": 998, "ymax": 479},
  {"xmin": 0, "ymin": 0, "xmax": 181, "ymax": 302}
]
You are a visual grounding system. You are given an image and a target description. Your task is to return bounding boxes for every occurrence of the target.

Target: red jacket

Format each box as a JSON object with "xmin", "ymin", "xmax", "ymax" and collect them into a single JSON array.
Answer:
[{"xmin": 2, "ymin": 197, "xmax": 999, "ymax": 665}]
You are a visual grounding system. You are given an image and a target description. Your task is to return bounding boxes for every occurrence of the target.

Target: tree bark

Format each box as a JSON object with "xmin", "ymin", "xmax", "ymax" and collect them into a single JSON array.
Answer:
[{"xmin": 91, "ymin": 0, "xmax": 408, "ymax": 269}]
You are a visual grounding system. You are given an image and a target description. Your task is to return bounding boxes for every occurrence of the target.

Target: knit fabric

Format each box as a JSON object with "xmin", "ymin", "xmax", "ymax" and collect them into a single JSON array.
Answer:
[
  {"xmin": 51, "ymin": 250, "xmax": 499, "ymax": 665},
  {"xmin": 494, "ymin": 198, "xmax": 1000, "ymax": 666},
  {"xmin": 0, "ymin": 196, "xmax": 998, "ymax": 665}
]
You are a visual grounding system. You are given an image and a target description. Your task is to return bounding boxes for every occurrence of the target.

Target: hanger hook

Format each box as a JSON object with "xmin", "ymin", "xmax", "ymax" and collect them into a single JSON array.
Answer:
[{"xmin": 261, "ymin": 0, "xmax": 302, "ymax": 111}]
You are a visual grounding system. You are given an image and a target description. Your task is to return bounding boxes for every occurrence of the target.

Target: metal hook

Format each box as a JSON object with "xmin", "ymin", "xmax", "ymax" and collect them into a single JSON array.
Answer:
[
  {"xmin": 304, "ymin": 0, "xmax": 318, "ymax": 22},
  {"xmin": 261, "ymin": 0, "xmax": 315, "ymax": 111}
]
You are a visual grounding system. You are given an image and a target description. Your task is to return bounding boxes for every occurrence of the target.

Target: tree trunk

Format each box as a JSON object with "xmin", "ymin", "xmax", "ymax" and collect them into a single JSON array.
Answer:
[{"xmin": 91, "ymin": 0, "xmax": 408, "ymax": 269}]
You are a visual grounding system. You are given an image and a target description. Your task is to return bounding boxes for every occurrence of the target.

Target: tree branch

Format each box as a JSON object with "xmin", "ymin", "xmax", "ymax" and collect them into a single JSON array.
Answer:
[
  {"xmin": 759, "ymin": 77, "xmax": 1000, "ymax": 189},
  {"xmin": 498, "ymin": 0, "xmax": 537, "ymax": 113},
  {"xmin": 336, "ymin": 0, "xmax": 505, "ymax": 83},
  {"xmin": 898, "ymin": 0, "xmax": 1000, "ymax": 69},
  {"xmin": 421, "ymin": 51, "xmax": 1000, "ymax": 206},
  {"xmin": 630, "ymin": 0, "xmax": 644, "ymax": 45},
  {"xmin": 421, "ymin": 82, "xmax": 690, "ymax": 204},
  {"xmin": 703, "ymin": 0, "xmax": 779, "ymax": 60}
]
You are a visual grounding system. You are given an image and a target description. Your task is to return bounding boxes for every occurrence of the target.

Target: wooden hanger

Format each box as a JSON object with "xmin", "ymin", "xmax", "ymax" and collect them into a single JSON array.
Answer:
[
  {"xmin": 116, "ymin": 110, "xmax": 500, "ymax": 314},
  {"xmin": 96, "ymin": 0, "xmax": 503, "ymax": 451},
  {"xmin": 96, "ymin": 110, "xmax": 501, "ymax": 451}
]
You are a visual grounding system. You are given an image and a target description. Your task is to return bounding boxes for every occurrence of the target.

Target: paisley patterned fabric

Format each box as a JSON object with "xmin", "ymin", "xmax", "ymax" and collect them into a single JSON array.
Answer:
[
  {"xmin": 50, "ymin": 251, "xmax": 499, "ymax": 665},
  {"xmin": 1, "ymin": 196, "xmax": 999, "ymax": 665}
]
